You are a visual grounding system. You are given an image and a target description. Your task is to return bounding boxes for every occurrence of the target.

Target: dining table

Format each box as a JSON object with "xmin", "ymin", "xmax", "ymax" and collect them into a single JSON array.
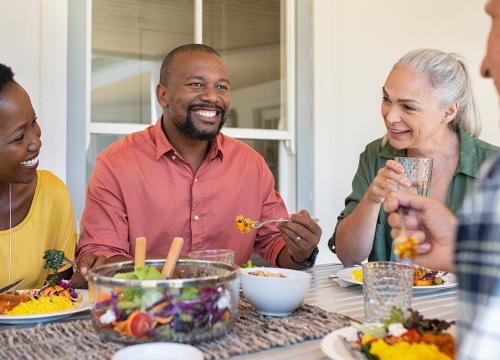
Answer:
[{"xmin": 0, "ymin": 263, "xmax": 458, "ymax": 360}]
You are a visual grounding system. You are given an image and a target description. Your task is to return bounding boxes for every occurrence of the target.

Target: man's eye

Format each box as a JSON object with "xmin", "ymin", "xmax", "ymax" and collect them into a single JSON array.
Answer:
[{"xmin": 217, "ymin": 85, "xmax": 229, "ymax": 91}]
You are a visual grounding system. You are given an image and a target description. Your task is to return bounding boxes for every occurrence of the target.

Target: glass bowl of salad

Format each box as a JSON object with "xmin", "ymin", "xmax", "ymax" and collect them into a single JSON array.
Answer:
[{"xmin": 88, "ymin": 259, "xmax": 240, "ymax": 344}]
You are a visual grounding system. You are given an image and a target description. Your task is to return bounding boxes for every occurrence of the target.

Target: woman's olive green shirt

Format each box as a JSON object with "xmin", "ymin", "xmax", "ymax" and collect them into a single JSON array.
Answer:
[{"xmin": 328, "ymin": 128, "xmax": 499, "ymax": 261}]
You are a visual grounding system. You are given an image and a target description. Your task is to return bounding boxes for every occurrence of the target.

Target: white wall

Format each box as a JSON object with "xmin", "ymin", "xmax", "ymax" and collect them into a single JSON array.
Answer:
[
  {"xmin": 313, "ymin": 0, "xmax": 499, "ymax": 264},
  {"xmin": 0, "ymin": 0, "xmax": 68, "ymax": 181}
]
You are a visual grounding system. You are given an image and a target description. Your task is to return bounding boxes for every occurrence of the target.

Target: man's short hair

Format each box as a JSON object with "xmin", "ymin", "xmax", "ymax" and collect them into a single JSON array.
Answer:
[
  {"xmin": 0, "ymin": 63, "xmax": 14, "ymax": 95},
  {"xmin": 160, "ymin": 44, "xmax": 221, "ymax": 85}
]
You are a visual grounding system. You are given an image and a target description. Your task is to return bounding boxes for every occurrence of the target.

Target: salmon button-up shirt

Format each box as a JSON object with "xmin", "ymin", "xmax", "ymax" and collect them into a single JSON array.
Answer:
[{"xmin": 78, "ymin": 119, "xmax": 288, "ymax": 266}]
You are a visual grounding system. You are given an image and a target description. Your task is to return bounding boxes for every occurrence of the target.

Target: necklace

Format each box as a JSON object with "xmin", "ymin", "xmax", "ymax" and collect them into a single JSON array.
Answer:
[{"xmin": 8, "ymin": 183, "xmax": 12, "ymax": 284}]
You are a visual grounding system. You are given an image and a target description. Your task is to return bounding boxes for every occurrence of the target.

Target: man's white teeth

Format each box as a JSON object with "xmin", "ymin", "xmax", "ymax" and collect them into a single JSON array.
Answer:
[
  {"xmin": 20, "ymin": 156, "xmax": 38, "ymax": 167},
  {"xmin": 194, "ymin": 110, "xmax": 217, "ymax": 118}
]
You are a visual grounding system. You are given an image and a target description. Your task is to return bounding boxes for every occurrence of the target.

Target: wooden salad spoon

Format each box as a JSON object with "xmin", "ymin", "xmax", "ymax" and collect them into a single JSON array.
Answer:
[
  {"xmin": 135, "ymin": 236, "xmax": 147, "ymax": 266},
  {"xmin": 161, "ymin": 237, "xmax": 184, "ymax": 279}
]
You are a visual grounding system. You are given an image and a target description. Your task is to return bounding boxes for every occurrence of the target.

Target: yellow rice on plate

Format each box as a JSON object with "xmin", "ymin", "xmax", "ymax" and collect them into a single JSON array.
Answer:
[
  {"xmin": 5, "ymin": 296, "xmax": 75, "ymax": 315},
  {"xmin": 369, "ymin": 338, "xmax": 451, "ymax": 360}
]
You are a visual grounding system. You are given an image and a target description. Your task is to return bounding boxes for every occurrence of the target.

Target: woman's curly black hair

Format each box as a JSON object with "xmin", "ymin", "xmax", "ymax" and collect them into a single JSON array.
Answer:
[{"xmin": 0, "ymin": 63, "xmax": 14, "ymax": 95}]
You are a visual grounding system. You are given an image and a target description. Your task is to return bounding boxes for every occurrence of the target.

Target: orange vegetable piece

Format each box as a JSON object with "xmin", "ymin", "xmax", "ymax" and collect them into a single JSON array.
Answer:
[{"xmin": 394, "ymin": 236, "xmax": 418, "ymax": 260}]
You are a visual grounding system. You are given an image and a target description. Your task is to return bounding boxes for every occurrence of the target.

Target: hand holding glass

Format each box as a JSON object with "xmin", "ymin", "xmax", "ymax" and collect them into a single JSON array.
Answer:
[{"xmin": 395, "ymin": 157, "xmax": 433, "ymax": 196}]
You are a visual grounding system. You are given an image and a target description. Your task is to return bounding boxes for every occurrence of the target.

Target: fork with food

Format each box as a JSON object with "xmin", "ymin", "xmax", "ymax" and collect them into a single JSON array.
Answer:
[{"xmin": 235, "ymin": 215, "xmax": 318, "ymax": 233}]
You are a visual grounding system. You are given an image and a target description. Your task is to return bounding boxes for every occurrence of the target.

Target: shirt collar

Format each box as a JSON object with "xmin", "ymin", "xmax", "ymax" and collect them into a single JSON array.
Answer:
[
  {"xmin": 153, "ymin": 117, "xmax": 175, "ymax": 160},
  {"xmin": 379, "ymin": 128, "xmax": 479, "ymax": 178},
  {"xmin": 153, "ymin": 117, "xmax": 224, "ymax": 161}
]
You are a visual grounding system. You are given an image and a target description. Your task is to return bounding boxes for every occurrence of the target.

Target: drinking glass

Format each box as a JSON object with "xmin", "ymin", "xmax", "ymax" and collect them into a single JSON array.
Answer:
[
  {"xmin": 363, "ymin": 261, "xmax": 413, "ymax": 322},
  {"xmin": 394, "ymin": 157, "xmax": 433, "ymax": 196},
  {"xmin": 188, "ymin": 249, "xmax": 235, "ymax": 265}
]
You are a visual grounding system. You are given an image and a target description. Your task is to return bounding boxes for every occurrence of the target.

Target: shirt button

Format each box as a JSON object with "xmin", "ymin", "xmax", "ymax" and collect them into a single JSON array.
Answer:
[
  {"xmin": 194, "ymin": 215, "xmax": 199, "ymax": 220},
  {"xmin": 194, "ymin": 178, "xmax": 198, "ymax": 183},
  {"xmin": 172, "ymin": 155, "xmax": 176, "ymax": 160}
]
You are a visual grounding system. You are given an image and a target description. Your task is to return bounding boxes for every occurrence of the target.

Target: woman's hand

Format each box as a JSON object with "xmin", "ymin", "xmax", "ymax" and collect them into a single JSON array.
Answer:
[{"xmin": 366, "ymin": 160, "xmax": 411, "ymax": 204}]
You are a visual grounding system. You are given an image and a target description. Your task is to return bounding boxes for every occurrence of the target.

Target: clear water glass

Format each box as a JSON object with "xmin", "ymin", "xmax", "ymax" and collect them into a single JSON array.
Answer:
[
  {"xmin": 395, "ymin": 157, "xmax": 433, "ymax": 196},
  {"xmin": 188, "ymin": 249, "xmax": 235, "ymax": 265},
  {"xmin": 363, "ymin": 261, "xmax": 413, "ymax": 322}
]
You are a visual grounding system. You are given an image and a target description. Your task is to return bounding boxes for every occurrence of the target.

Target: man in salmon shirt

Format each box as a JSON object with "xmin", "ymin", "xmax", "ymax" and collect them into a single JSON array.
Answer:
[{"xmin": 76, "ymin": 44, "xmax": 321, "ymax": 280}]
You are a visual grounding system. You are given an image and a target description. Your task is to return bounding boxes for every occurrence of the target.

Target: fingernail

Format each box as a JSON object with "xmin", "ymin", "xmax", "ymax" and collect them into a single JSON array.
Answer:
[{"xmin": 417, "ymin": 243, "xmax": 431, "ymax": 252}]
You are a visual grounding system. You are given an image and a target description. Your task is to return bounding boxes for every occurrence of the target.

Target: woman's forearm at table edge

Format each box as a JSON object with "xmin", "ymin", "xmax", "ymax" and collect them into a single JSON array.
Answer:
[{"xmin": 334, "ymin": 195, "xmax": 381, "ymax": 266}]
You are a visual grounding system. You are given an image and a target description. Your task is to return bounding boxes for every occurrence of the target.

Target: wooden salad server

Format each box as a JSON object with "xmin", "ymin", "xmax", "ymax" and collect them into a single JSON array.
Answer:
[
  {"xmin": 135, "ymin": 236, "xmax": 147, "ymax": 266},
  {"xmin": 161, "ymin": 237, "xmax": 184, "ymax": 279}
]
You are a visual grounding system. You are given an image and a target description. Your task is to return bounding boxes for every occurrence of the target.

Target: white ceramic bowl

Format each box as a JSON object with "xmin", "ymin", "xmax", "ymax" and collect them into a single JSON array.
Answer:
[
  {"xmin": 240, "ymin": 267, "xmax": 312, "ymax": 316},
  {"xmin": 112, "ymin": 343, "xmax": 203, "ymax": 360}
]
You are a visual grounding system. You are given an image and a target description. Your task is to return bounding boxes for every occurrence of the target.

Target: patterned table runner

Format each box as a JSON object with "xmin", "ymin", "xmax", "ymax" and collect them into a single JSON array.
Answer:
[{"xmin": 0, "ymin": 299, "xmax": 352, "ymax": 360}]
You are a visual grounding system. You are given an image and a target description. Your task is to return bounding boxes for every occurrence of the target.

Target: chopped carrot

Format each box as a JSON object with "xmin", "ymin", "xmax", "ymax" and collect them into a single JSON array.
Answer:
[
  {"xmin": 154, "ymin": 315, "xmax": 173, "ymax": 325},
  {"xmin": 97, "ymin": 293, "xmax": 111, "ymax": 303}
]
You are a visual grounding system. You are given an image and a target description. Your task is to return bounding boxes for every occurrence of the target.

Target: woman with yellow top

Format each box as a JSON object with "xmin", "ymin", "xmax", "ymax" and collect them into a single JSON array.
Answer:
[{"xmin": 0, "ymin": 63, "xmax": 76, "ymax": 289}]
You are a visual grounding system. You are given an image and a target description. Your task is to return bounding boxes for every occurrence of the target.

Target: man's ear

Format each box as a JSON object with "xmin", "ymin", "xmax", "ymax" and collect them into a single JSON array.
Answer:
[
  {"xmin": 156, "ymin": 83, "xmax": 169, "ymax": 108},
  {"xmin": 443, "ymin": 101, "xmax": 459, "ymax": 124}
]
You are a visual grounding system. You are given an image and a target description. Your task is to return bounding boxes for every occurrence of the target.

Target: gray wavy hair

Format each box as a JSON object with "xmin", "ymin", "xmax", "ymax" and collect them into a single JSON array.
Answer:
[{"xmin": 389, "ymin": 48, "xmax": 481, "ymax": 138}]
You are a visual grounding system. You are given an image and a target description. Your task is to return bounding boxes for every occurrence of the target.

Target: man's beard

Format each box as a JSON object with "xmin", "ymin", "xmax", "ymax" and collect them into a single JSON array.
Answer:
[{"xmin": 174, "ymin": 104, "xmax": 226, "ymax": 140}]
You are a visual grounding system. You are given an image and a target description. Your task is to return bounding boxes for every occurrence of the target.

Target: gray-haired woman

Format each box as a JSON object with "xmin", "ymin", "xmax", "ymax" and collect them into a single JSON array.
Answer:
[{"xmin": 330, "ymin": 48, "xmax": 499, "ymax": 266}]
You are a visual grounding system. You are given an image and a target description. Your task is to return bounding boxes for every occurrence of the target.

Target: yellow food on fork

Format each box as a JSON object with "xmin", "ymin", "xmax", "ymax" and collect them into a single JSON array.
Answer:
[
  {"xmin": 394, "ymin": 236, "xmax": 418, "ymax": 261},
  {"xmin": 235, "ymin": 215, "xmax": 257, "ymax": 233}
]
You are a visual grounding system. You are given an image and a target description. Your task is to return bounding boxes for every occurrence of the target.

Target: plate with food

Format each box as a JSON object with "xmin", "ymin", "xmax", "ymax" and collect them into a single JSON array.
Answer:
[
  {"xmin": 0, "ymin": 281, "xmax": 90, "ymax": 324},
  {"xmin": 321, "ymin": 308, "xmax": 455, "ymax": 360},
  {"xmin": 335, "ymin": 266, "xmax": 457, "ymax": 291}
]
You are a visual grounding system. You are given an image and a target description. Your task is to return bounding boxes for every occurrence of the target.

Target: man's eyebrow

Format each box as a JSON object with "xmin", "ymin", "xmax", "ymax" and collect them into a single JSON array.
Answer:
[
  {"xmin": 184, "ymin": 75, "xmax": 230, "ymax": 84},
  {"xmin": 185, "ymin": 76, "xmax": 205, "ymax": 81}
]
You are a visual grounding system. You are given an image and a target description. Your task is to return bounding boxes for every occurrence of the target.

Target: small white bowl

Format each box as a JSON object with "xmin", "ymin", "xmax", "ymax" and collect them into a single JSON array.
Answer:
[
  {"xmin": 112, "ymin": 343, "xmax": 203, "ymax": 360},
  {"xmin": 240, "ymin": 267, "xmax": 312, "ymax": 317}
]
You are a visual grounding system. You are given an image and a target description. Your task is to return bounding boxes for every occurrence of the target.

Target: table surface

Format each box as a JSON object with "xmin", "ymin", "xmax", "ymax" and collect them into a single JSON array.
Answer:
[{"xmin": 0, "ymin": 263, "xmax": 458, "ymax": 360}]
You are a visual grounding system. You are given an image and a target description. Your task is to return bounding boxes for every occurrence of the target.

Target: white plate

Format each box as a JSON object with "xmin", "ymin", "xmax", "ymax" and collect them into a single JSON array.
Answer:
[
  {"xmin": 112, "ymin": 343, "xmax": 204, "ymax": 360},
  {"xmin": 322, "ymin": 323, "xmax": 457, "ymax": 360},
  {"xmin": 0, "ymin": 289, "xmax": 90, "ymax": 324},
  {"xmin": 336, "ymin": 266, "xmax": 458, "ymax": 291},
  {"xmin": 320, "ymin": 326, "xmax": 358, "ymax": 360}
]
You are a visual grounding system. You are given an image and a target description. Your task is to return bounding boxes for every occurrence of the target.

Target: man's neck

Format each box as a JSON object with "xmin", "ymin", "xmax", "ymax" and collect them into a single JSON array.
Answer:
[{"xmin": 162, "ymin": 117, "xmax": 211, "ymax": 172}]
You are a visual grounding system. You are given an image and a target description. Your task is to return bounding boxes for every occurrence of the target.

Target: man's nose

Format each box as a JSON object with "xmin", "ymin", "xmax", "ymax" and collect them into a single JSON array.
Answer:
[
  {"xmin": 481, "ymin": 56, "xmax": 491, "ymax": 78},
  {"xmin": 200, "ymin": 86, "xmax": 219, "ymax": 103}
]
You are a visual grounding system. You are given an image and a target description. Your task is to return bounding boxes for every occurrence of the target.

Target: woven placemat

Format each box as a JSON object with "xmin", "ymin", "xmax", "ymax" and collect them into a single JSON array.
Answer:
[{"xmin": 0, "ymin": 299, "xmax": 352, "ymax": 360}]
